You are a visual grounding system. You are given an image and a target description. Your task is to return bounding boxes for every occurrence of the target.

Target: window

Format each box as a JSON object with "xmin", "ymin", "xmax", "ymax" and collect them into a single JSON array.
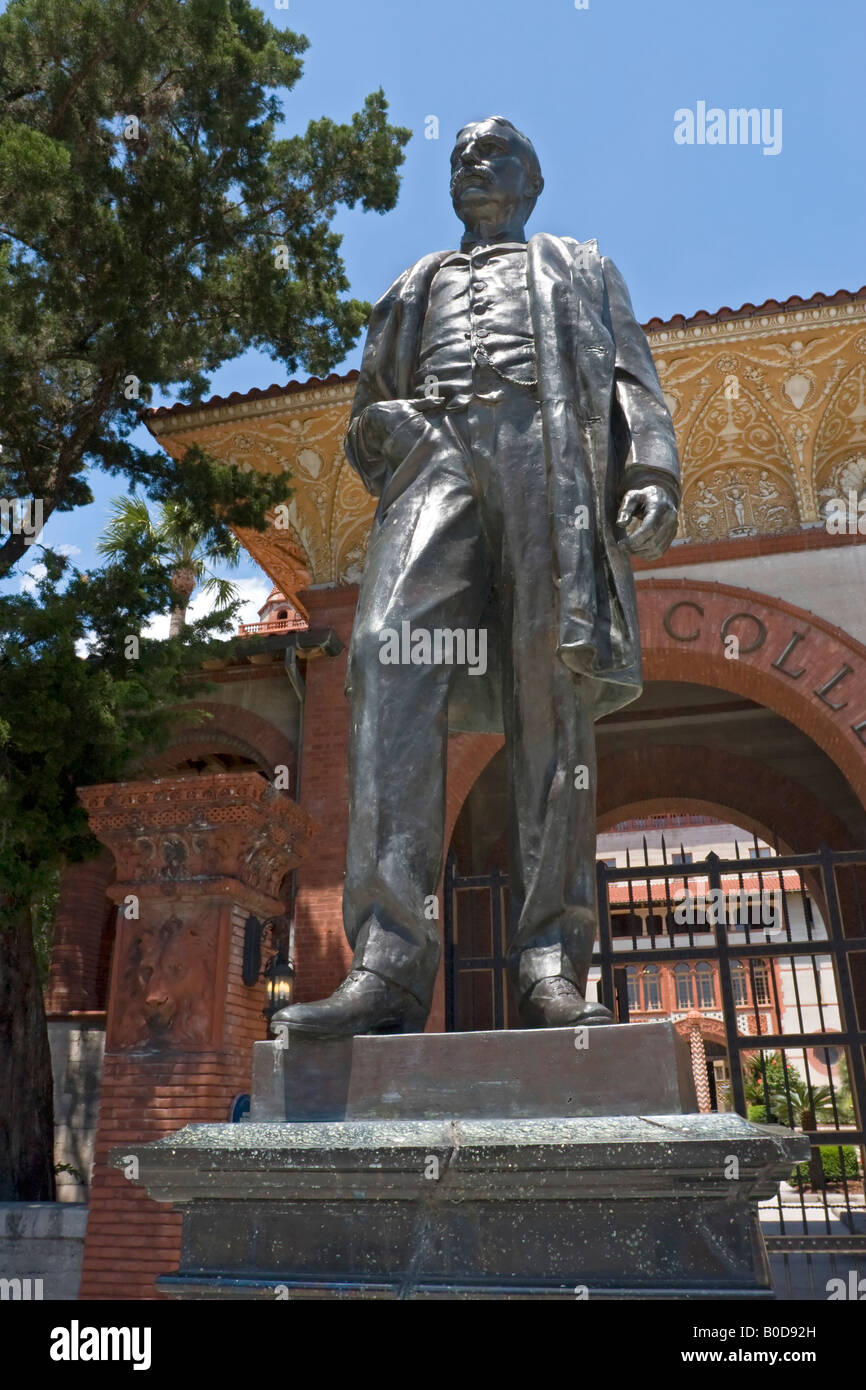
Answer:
[
  {"xmin": 671, "ymin": 851, "xmax": 693, "ymax": 864},
  {"xmin": 611, "ymin": 911, "xmax": 643, "ymax": 938},
  {"xmin": 748, "ymin": 846, "xmax": 773, "ymax": 859},
  {"xmin": 752, "ymin": 960, "xmax": 772, "ymax": 1005},
  {"xmin": 642, "ymin": 965, "xmax": 662, "ymax": 1011},
  {"xmin": 731, "ymin": 960, "xmax": 748, "ymax": 1007},
  {"xmin": 626, "ymin": 966, "xmax": 639, "ymax": 1012},
  {"xmin": 626, "ymin": 965, "xmax": 661, "ymax": 1011},
  {"xmin": 695, "ymin": 962, "xmax": 716, "ymax": 1008},
  {"xmin": 674, "ymin": 962, "xmax": 694, "ymax": 1009},
  {"xmin": 598, "ymin": 857, "xmax": 617, "ymax": 869},
  {"xmin": 712, "ymin": 1059, "xmax": 733, "ymax": 1112}
]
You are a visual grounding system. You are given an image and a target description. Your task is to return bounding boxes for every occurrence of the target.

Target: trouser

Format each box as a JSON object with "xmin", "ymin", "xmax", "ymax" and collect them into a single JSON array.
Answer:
[{"xmin": 343, "ymin": 371, "xmax": 598, "ymax": 1009}]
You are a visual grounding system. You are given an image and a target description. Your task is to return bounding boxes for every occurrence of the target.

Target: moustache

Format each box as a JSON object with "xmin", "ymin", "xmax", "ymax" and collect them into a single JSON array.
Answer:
[{"xmin": 450, "ymin": 167, "xmax": 493, "ymax": 195}]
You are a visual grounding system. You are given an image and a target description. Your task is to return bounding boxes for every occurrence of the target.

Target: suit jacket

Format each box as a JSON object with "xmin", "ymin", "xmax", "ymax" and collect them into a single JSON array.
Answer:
[{"xmin": 344, "ymin": 233, "xmax": 681, "ymax": 726}]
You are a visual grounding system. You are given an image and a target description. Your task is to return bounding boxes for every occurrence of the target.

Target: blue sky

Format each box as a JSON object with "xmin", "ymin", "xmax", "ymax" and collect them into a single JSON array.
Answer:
[{"xmin": 15, "ymin": 0, "xmax": 866, "ymax": 618}]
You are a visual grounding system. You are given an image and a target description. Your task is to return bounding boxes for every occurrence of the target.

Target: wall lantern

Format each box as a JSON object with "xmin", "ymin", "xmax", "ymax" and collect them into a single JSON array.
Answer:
[{"xmin": 243, "ymin": 914, "xmax": 295, "ymax": 1019}]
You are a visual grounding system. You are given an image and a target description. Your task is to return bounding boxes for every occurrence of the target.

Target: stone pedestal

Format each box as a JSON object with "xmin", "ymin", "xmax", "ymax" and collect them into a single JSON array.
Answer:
[{"xmin": 115, "ymin": 1021, "xmax": 808, "ymax": 1299}]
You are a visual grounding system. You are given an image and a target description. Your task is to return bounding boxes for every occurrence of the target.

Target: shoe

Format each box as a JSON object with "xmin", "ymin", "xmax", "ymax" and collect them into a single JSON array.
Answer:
[
  {"xmin": 270, "ymin": 968, "xmax": 428, "ymax": 1040},
  {"xmin": 519, "ymin": 977, "xmax": 613, "ymax": 1029}
]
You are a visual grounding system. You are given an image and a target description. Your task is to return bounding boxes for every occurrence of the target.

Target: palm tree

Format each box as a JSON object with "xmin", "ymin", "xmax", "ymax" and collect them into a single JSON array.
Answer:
[
  {"xmin": 746, "ymin": 1051, "xmax": 842, "ymax": 1126},
  {"xmin": 98, "ymin": 496, "xmax": 241, "ymax": 636}
]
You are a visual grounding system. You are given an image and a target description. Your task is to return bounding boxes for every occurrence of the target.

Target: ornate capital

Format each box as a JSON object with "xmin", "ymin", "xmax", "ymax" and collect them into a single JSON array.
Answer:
[{"xmin": 79, "ymin": 772, "xmax": 316, "ymax": 908}]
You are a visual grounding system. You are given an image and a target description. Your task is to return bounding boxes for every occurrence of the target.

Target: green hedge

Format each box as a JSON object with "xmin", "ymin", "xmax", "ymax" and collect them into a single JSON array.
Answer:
[
  {"xmin": 791, "ymin": 1145, "xmax": 861, "ymax": 1185},
  {"xmin": 748, "ymin": 1104, "xmax": 781, "ymax": 1124}
]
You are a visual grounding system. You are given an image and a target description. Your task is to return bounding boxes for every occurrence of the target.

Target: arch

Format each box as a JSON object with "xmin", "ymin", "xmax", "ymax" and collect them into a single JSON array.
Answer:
[
  {"xmin": 673, "ymin": 1013, "xmax": 728, "ymax": 1049},
  {"xmin": 596, "ymin": 743, "xmax": 851, "ymax": 932},
  {"xmin": 139, "ymin": 701, "xmax": 296, "ymax": 782},
  {"xmin": 444, "ymin": 732, "xmax": 504, "ymax": 846},
  {"xmin": 444, "ymin": 580, "xmax": 866, "ymax": 845},
  {"xmin": 681, "ymin": 382, "xmax": 801, "ymax": 538},
  {"xmin": 637, "ymin": 579, "xmax": 866, "ymax": 809},
  {"xmin": 814, "ymin": 360, "xmax": 866, "ymax": 483},
  {"xmin": 597, "ymin": 744, "xmax": 853, "ymax": 851}
]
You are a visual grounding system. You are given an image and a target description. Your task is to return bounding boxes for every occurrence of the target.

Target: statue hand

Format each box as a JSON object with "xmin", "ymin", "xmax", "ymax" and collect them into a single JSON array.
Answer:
[
  {"xmin": 616, "ymin": 484, "xmax": 679, "ymax": 560},
  {"xmin": 359, "ymin": 400, "xmax": 428, "ymax": 460}
]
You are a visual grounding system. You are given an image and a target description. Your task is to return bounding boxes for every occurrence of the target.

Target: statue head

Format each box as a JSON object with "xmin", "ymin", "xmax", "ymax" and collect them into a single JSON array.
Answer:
[{"xmin": 450, "ymin": 117, "xmax": 543, "ymax": 241}]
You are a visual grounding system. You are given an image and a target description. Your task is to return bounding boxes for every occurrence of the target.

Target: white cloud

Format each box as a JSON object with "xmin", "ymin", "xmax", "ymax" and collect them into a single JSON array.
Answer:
[
  {"xmin": 143, "ymin": 575, "xmax": 271, "ymax": 641},
  {"xmin": 18, "ymin": 562, "xmax": 46, "ymax": 596},
  {"xmin": 18, "ymin": 545, "xmax": 83, "ymax": 595}
]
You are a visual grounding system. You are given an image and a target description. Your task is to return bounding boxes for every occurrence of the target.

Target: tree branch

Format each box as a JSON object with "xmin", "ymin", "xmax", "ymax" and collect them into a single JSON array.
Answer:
[{"xmin": 47, "ymin": 0, "xmax": 153, "ymax": 136}]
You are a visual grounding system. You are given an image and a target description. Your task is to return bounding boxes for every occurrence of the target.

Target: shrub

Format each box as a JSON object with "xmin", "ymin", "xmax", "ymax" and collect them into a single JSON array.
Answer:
[
  {"xmin": 748, "ymin": 1104, "xmax": 780, "ymax": 1124},
  {"xmin": 791, "ymin": 1145, "xmax": 862, "ymax": 1186}
]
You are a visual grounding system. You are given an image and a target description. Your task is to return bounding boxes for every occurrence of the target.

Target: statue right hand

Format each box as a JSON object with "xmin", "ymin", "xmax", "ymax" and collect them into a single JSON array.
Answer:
[{"xmin": 359, "ymin": 400, "xmax": 428, "ymax": 461}]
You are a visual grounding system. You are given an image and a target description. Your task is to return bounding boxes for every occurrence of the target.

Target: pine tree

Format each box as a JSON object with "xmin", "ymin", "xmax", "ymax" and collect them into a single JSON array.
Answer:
[{"xmin": 0, "ymin": 0, "xmax": 410, "ymax": 1197}]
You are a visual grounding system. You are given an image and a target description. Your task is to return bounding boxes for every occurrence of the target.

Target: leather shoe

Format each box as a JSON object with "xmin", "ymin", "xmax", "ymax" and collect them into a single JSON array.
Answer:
[
  {"xmin": 270, "ymin": 968, "xmax": 428, "ymax": 1040},
  {"xmin": 519, "ymin": 977, "xmax": 613, "ymax": 1029}
]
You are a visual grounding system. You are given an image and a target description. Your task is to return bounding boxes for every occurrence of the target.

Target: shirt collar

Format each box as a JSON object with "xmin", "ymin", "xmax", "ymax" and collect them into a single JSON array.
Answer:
[{"xmin": 441, "ymin": 241, "xmax": 527, "ymax": 267}]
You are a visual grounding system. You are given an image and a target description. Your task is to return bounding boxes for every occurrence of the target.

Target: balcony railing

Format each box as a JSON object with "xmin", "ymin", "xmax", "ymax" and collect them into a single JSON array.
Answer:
[{"xmin": 238, "ymin": 616, "xmax": 308, "ymax": 637}]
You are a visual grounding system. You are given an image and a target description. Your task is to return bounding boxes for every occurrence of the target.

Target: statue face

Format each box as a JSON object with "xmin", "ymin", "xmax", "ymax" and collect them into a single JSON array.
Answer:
[{"xmin": 450, "ymin": 120, "xmax": 535, "ymax": 230}]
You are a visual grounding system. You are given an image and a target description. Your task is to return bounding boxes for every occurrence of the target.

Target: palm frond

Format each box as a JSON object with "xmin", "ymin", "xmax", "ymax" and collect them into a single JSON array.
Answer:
[
  {"xmin": 97, "ymin": 495, "xmax": 157, "ymax": 558},
  {"xmin": 198, "ymin": 573, "xmax": 240, "ymax": 610}
]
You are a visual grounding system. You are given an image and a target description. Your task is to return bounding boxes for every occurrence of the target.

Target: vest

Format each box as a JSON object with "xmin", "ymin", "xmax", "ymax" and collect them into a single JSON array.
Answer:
[{"xmin": 411, "ymin": 242, "xmax": 537, "ymax": 408}]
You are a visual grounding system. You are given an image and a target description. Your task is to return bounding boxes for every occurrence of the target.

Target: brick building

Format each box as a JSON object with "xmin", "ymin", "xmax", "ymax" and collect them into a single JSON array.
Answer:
[{"xmin": 45, "ymin": 283, "xmax": 866, "ymax": 1297}]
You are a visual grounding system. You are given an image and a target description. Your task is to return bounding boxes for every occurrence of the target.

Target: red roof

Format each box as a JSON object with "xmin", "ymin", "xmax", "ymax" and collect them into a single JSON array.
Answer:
[
  {"xmin": 143, "ymin": 285, "xmax": 866, "ymax": 423},
  {"xmin": 643, "ymin": 285, "xmax": 865, "ymax": 333},
  {"xmin": 147, "ymin": 370, "xmax": 360, "ymax": 422},
  {"xmin": 607, "ymin": 870, "xmax": 804, "ymax": 907}
]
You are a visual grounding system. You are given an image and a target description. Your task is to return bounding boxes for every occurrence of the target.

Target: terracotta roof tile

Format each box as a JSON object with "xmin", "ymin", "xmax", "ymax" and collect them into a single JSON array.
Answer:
[
  {"xmin": 147, "ymin": 370, "xmax": 359, "ymax": 422},
  {"xmin": 145, "ymin": 284, "xmax": 866, "ymax": 421},
  {"xmin": 643, "ymin": 285, "xmax": 866, "ymax": 333}
]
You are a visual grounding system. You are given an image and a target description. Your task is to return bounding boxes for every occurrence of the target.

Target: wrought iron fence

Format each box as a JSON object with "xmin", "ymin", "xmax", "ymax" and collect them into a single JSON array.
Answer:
[{"xmin": 444, "ymin": 836, "xmax": 866, "ymax": 1300}]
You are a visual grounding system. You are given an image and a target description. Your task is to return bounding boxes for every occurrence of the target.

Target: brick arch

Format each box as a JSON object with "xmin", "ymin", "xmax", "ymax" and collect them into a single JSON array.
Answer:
[
  {"xmin": 441, "ymin": 578, "xmax": 866, "ymax": 848},
  {"xmin": 140, "ymin": 701, "xmax": 296, "ymax": 781},
  {"xmin": 673, "ymin": 1014, "xmax": 728, "ymax": 1050},
  {"xmin": 444, "ymin": 732, "xmax": 504, "ymax": 845},
  {"xmin": 638, "ymin": 579, "xmax": 866, "ymax": 810},
  {"xmin": 597, "ymin": 745, "xmax": 853, "ymax": 852}
]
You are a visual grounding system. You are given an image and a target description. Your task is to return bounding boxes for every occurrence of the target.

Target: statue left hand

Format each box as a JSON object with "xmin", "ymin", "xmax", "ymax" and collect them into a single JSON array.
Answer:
[{"xmin": 616, "ymin": 484, "xmax": 679, "ymax": 560}]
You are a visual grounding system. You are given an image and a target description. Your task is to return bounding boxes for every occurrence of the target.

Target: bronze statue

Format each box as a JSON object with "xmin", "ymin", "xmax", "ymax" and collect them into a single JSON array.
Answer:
[{"xmin": 274, "ymin": 117, "xmax": 680, "ymax": 1038}]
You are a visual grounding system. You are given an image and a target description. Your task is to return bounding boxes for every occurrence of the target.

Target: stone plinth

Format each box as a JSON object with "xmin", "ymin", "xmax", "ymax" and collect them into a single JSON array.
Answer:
[
  {"xmin": 252, "ymin": 1020, "xmax": 697, "ymax": 1121},
  {"xmin": 116, "ymin": 1023, "xmax": 808, "ymax": 1300}
]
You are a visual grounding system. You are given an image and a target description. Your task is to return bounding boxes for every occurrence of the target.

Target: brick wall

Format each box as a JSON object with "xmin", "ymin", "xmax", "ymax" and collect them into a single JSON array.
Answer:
[
  {"xmin": 291, "ymin": 586, "xmax": 358, "ymax": 1003},
  {"xmin": 79, "ymin": 903, "xmax": 273, "ymax": 1300},
  {"xmin": 46, "ymin": 855, "xmax": 115, "ymax": 1015}
]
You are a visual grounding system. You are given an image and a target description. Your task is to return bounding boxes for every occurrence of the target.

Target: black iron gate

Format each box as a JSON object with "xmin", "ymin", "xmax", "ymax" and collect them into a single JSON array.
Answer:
[{"xmin": 444, "ymin": 838, "xmax": 866, "ymax": 1299}]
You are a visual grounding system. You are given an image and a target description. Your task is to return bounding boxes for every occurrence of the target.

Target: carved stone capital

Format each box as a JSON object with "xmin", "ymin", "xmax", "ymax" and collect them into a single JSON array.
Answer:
[{"xmin": 79, "ymin": 772, "xmax": 317, "ymax": 907}]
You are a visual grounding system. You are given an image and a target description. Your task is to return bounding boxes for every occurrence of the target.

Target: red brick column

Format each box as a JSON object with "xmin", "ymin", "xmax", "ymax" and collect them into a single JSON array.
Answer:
[
  {"xmin": 45, "ymin": 853, "xmax": 115, "ymax": 1015},
  {"xmin": 291, "ymin": 586, "xmax": 358, "ymax": 1004},
  {"xmin": 77, "ymin": 773, "xmax": 315, "ymax": 1300},
  {"xmin": 686, "ymin": 1016, "xmax": 713, "ymax": 1114}
]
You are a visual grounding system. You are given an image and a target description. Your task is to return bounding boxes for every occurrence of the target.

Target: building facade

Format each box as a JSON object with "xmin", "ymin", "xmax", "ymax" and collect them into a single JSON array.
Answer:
[{"xmin": 45, "ymin": 283, "xmax": 866, "ymax": 1296}]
